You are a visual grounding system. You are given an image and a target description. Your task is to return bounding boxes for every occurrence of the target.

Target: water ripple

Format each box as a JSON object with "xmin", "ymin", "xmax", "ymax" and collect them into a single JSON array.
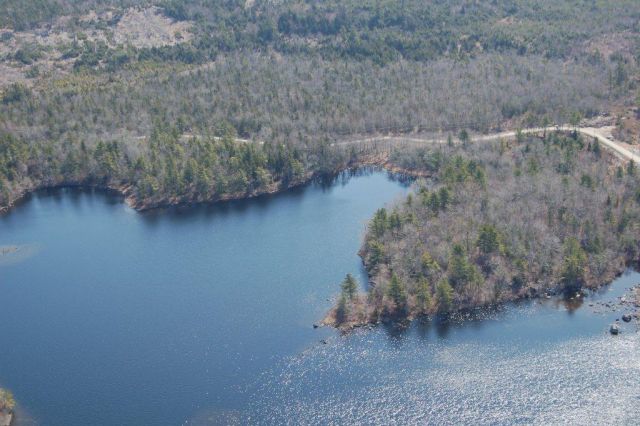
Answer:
[{"xmin": 249, "ymin": 330, "xmax": 640, "ymax": 425}]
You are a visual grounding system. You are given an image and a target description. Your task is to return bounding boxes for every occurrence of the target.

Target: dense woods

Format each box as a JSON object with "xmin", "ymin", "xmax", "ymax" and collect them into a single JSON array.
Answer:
[
  {"xmin": 327, "ymin": 132, "xmax": 640, "ymax": 328},
  {"xmin": 0, "ymin": 51, "xmax": 633, "ymax": 209},
  {"xmin": 1, "ymin": 1, "xmax": 639, "ymax": 211},
  {"xmin": 2, "ymin": 1, "xmax": 640, "ymax": 63},
  {"xmin": 0, "ymin": 123, "xmax": 341, "ymax": 210}
]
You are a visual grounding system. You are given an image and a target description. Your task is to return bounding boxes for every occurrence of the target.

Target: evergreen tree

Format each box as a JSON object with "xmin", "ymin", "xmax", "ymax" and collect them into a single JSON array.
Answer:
[
  {"xmin": 459, "ymin": 129, "xmax": 470, "ymax": 146},
  {"xmin": 448, "ymin": 244, "xmax": 483, "ymax": 289},
  {"xmin": 627, "ymin": 160, "xmax": 636, "ymax": 176},
  {"xmin": 438, "ymin": 187, "xmax": 451, "ymax": 210},
  {"xmin": 387, "ymin": 273, "xmax": 407, "ymax": 312},
  {"xmin": 371, "ymin": 208, "xmax": 389, "ymax": 237},
  {"xmin": 389, "ymin": 210, "xmax": 402, "ymax": 231},
  {"xmin": 335, "ymin": 294, "xmax": 349, "ymax": 324},
  {"xmin": 416, "ymin": 277, "xmax": 432, "ymax": 314},
  {"xmin": 341, "ymin": 273, "xmax": 358, "ymax": 301},
  {"xmin": 561, "ymin": 237, "xmax": 587, "ymax": 289},
  {"xmin": 421, "ymin": 251, "xmax": 441, "ymax": 276},
  {"xmin": 428, "ymin": 192, "xmax": 440, "ymax": 214},
  {"xmin": 592, "ymin": 138, "xmax": 601, "ymax": 158},
  {"xmin": 367, "ymin": 240, "xmax": 385, "ymax": 271},
  {"xmin": 436, "ymin": 279, "xmax": 454, "ymax": 314},
  {"xmin": 477, "ymin": 224, "xmax": 502, "ymax": 254}
]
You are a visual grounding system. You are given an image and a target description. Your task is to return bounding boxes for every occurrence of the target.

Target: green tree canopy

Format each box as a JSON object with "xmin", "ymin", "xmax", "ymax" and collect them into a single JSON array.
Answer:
[
  {"xmin": 561, "ymin": 237, "xmax": 587, "ymax": 289},
  {"xmin": 341, "ymin": 273, "xmax": 358, "ymax": 301},
  {"xmin": 387, "ymin": 273, "xmax": 407, "ymax": 313},
  {"xmin": 477, "ymin": 224, "xmax": 503, "ymax": 255},
  {"xmin": 436, "ymin": 279, "xmax": 454, "ymax": 314}
]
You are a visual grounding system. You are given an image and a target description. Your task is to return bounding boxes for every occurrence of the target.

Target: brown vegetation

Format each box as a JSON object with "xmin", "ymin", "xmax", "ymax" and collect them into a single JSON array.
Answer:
[{"xmin": 327, "ymin": 131, "xmax": 640, "ymax": 329}]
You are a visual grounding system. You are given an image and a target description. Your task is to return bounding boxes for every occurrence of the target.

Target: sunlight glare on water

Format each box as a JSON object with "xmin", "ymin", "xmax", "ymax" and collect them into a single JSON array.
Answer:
[{"xmin": 249, "ymin": 289, "xmax": 640, "ymax": 425}]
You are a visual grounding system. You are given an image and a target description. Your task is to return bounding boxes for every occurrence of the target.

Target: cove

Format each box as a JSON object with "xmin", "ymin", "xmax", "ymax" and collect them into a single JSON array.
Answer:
[
  {"xmin": 1, "ymin": 170, "xmax": 639, "ymax": 425},
  {"xmin": 0, "ymin": 170, "xmax": 409, "ymax": 425}
]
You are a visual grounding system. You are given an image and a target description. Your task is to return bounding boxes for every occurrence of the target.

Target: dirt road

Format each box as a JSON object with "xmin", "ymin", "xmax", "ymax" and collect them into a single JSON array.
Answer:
[{"xmin": 333, "ymin": 125, "xmax": 640, "ymax": 163}]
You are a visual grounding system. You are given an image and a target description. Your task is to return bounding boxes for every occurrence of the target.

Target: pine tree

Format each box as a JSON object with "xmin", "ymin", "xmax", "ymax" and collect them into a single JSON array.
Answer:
[
  {"xmin": 371, "ymin": 208, "xmax": 389, "ymax": 237},
  {"xmin": 421, "ymin": 251, "xmax": 441, "ymax": 276},
  {"xmin": 592, "ymin": 138, "xmax": 601, "ymax": 158},
  {"xmin": 387, "ymin": 273, "xmax": 407, "ymax": 312},
  {"xmin": 438, "ymin": 187, "xmax": 451, "ymax": 210},
  {"xmin": 459, "ymin": 129, "xmax": 470, "ymax": 146},
  {"xmin": 416, "ymin": 277, "xmax": 433, "ymax": 314},
  {"xmin": 448, "ymin": 244, "xmax": 483, "ymax": 289},
  {"xmin": 561, "ymin": 237, "xmax": 587, "ymax": 289},
  {"xmin": 436, "ymin": 279, "xmax": 454, "ymax": 314},
  {"xmin": 627, "ymin": 160, "xmax": 636, "ymax": 176},
  {"xmin": 367, "ymin": 240, "xmax": 385, "ymax": 271},
  {"xmin": 341, "ymin": 273, "xmax": 358, "ymax": 301},
  {"xmin": 389, "ymin": 210, "xmax": 402, "ymax": 231},
  {"xmin": 477, "ymin": 224, "xmax": 502, "ymax": 255},
  {"xmin": 428, "ymin": 192, "xmax": 440, "ymax": 214},
  {"xmin": 335, "ymin": 294, "xmax": 349, "ymax": 324}
]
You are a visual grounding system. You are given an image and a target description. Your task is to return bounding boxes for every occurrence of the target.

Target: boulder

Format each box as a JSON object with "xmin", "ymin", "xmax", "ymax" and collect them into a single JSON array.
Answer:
[
  {"xmin": 609, "ymin": 323, "xmax": 620, "ymax": 335},
  {"xmin": 622, "ymin": 314, "xmax": 632, "ymax": 323}
]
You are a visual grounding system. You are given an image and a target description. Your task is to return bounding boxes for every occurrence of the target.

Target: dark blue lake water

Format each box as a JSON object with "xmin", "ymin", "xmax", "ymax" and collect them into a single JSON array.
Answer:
[{"xmin": 0, "ymin": 171, "xmax": 639, "ymax": 425}]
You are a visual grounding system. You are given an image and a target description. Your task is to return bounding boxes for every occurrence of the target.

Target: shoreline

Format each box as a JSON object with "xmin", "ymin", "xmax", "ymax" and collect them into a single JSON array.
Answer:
[
  {"xmin": 0, "ymin": 156, "xmax": 421, "ymax": 216},
  {"xmin": 322, "ymin": 267, "xmax": 640, "ymax": 332},
  {"xmin": 0, "ymin": 126, "xmax": 633, "ymax": 216},
  {"xmin": 0, "ymin": 387, "xmax": 14, "ymax": 426},
  {"xmin": 322, "ymin": 129, "xmax": 640, "ymax": 332}
]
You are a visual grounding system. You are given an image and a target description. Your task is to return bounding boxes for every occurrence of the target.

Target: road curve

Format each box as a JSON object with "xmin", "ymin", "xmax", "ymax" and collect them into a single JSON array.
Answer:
[{"xmin": 334, "ymin": 126, "xmax": 640, "ymax": 163}]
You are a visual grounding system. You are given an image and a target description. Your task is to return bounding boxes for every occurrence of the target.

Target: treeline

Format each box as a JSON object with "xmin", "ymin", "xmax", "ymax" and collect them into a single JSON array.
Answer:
[
  {"xmin": 5, "ymin": 1, "xmax": 640, "ymax": 64},
  {"xmin": 0, "ymin": 1, "xmax": 638, "ymax": 216},
  {"xmin": 327, "ymin": 132, "xmax": 640, "ymax": 328},
  {"xmin": 0, "ymin": 47, "xmax": 628, "ymax": 211},
  {"xmin": 0, "ymin": 121, "xmax": 358, "ymax": 210},
  {"xmin": 0, "ymin": 0, "xmax": 150, "ymax": 31},
  {"xmin": 128, "ymin": 125, "xmax": 312, "ymax": 207},
  {"xmin": 0, "ymin": 52, "xmax": 617, "ymax": 144}
]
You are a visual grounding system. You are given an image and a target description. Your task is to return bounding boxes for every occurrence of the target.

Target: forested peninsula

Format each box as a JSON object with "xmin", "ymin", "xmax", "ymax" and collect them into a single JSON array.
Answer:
[{"xmin": 325, "ymin": 131, "xmax": 640, "ymax": 329}]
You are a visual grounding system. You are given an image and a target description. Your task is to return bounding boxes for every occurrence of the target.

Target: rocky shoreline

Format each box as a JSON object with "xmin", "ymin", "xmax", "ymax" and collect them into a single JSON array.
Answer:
[
  {"xmin": 0, "ymin": 388, "xmax": 14, "ymax": 426},
  {"xmin": 590, "ymin": 283, "xmax": 640, "ymax": 335},
  {"xmin": 322, "ymin": 273, "xmax": 640, "ymax": 333}
]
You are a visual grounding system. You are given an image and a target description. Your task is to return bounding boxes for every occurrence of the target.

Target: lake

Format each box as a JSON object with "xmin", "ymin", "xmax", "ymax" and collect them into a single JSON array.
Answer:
[{"xmin": 0, "ymin": 170, "xmax": 639, "ymax": 425}]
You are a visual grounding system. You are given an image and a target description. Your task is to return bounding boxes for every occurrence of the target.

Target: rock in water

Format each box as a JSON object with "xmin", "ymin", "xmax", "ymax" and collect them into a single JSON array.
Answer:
[
  {"xmin": 622, "ymin": 314, "xmax": 632, "ymax": 323},
  {"xmin": 609, "ymin": 323, "xmax": 620, "ymax": 335}
]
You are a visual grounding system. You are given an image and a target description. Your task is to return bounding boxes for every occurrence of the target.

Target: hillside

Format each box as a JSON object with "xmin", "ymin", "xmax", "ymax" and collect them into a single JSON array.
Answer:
[{"xmin": 1, "ymin": 1, "xmax": 639, "ymax": 211}]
